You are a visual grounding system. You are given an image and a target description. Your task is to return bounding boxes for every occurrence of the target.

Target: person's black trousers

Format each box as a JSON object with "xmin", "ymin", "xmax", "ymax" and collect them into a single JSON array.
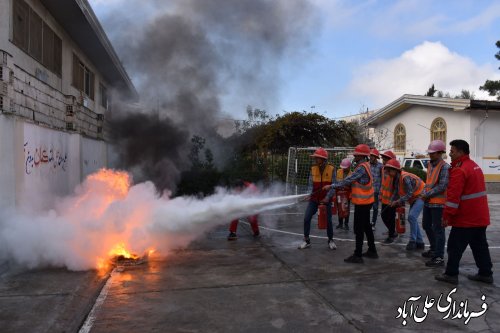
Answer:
[
  {"xmin": 354, "ymin": 204, "xmax": 376, "ymax": 256},
  {"xmin": 445, "ymin": 226, "xmax": 493, "ymax": 277},
  {"xmin": 381, "ymin": 204, "xmax": 397, "ymax": 237}
]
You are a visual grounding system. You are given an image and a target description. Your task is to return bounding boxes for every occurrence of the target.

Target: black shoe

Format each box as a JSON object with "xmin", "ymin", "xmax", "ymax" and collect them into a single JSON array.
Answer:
[
  {"xmin": 344, "ymin": 255, "xmax": 364, "ymax": 263},
  {"xmin": 344, "ymin": 224, "xmax": 349, "ymax": 231},
  {"xmin": 382, "ymin": 237, "xmax": 394, "ymax": 245},
  {"xmin": 406, "ymin": 241, "xmax": 416, "ymax": 251},
  {"xmin": 435, "ymin": 273, "xmax": 458, "ymax": 285},
  {"xmin": 467, "ymin": 274, "xmax": 494, "ymax": 284},
  {"xmin": 336, "ymin": 224, "xmax": 343, "ymax": 229},
  {"xmin": 253, "ymin": 231, "xmax": 260, "ymax": 238},
  {"xmin": 416, "ymin": 242, "xmax": 425, "ymax": 250},
  {"xmin": 227, "ymin": 232, "xmax": 237, "ymax": 241},
  {"xmin": 422, "ymin": 250, "xmax": 435, "ymax": 258},
  {"xmin": 362, "ymin": 250, "xmax": 379, "ymax": 259},
  {"xmin": 426, "ymin": 257, "xmax": 445, "ymax": 267}
]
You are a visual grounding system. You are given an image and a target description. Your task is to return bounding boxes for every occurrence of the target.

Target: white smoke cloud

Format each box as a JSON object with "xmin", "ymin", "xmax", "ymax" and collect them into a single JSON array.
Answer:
[
  {"xmin": 0, "ymin": 169, "xmax": 302, "ymax": 271},
  {"xmin": 348, "ymin": 41, "xmax": 500, "ymax": 106}
]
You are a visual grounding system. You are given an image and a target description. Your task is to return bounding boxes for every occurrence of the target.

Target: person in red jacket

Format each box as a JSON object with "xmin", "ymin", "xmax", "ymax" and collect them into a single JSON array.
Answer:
[
  {"xmin": 435, "ymin": 140, "xmax": 493, "ymax": 285},
  {"xmin": 227, "ymin": 180, "xmax": 260, "ymax": 240}
]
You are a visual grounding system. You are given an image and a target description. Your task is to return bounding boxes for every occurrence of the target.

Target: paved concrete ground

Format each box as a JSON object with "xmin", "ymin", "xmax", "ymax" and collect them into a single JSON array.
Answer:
[{"xmin": 1, "ymin": 195, "xmax": 500, "ymax": 332}]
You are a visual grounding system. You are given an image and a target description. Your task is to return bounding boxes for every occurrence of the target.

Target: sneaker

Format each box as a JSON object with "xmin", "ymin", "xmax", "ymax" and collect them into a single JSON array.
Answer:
[
  {"xmin": 435, "ymin": 273, "xmax": 458, "ymax": 285},
  {"xmin": 406, "ymin": 241, "xmax": 416, "ymax": 251},
  {"xmin": 298, "ymin": 240, "xmax": 311, "ymax": 249},
  {"xmin": 467, "ymin": 274, "xmax": 494, "ymax": 284},
  {"xmin": 421, "ymin": 250, "xmax": 435, "ymax": 258},
  {"xmin": 371, "ymin": 223, "xmax": 376, "ymax": 231},
  {"xmin": 382, "ymin": 237, "xmax": 395, "ymax": 245},
  {"xmin": 426, "ymin": 257, "xmax": 445, "ymax": 267},
  {"xmin": 344, "ymin": 225, "xmax": 349, "ymax": 231},
  {"xmin": 416, "ymin": 242, "xmax": 425, "ymax": 250},
  {"xmin": 227, "ymin": 232, "xmax": 237, "ymax": 241},
  {"xmin": 328, "ymin": 239, "xmax": 337, "ymax": 250},
  {"xmin": 336, "ymin": 224, "xmax": 343, "ymax": 229},
  {"xmin": 344, "ymin": 255, "xmax": 364, "ymax": 264},
  {"xmin": 362, "ymin": 250, "xmax": 379, "ymax": 259}
]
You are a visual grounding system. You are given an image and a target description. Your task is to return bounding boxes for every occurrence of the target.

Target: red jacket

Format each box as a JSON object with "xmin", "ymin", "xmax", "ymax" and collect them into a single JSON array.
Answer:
[{"xmin": 443, "ymin": 155, "xmax": 489, "ymax": 227}]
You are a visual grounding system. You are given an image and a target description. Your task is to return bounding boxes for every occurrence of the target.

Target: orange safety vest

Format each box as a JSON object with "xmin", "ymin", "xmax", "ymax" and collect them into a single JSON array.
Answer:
[
  {"xmin": 380, "ymin": 167, "xmax": 393, "ymax": 205},
  {"xmin": 399, "ymin": 171, "xmax": 425, "ymax": 204},
  {"xmin": 336, "ymin": 169, "xmax": 352, "ymax": 199},
  {"xmin": 351, "ymin": 162, "xmax": 374, "ymax": 205},
  {"xmin": 425, "ymin": 160, "xmax": 447, "ymax": 205},
  {"xmin": 310, "ymin": 164, "xmax": 335, "ymax": 202}
]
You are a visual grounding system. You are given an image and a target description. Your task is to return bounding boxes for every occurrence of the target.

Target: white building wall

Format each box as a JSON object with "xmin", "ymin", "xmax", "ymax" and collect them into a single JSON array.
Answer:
[
  {"xmin": 470, "ymin": 110, "xmax": 500, "ymax": 181},
  {"xmin": 374, "ymin": 105, "xmax": 471, "ymax": 163}
]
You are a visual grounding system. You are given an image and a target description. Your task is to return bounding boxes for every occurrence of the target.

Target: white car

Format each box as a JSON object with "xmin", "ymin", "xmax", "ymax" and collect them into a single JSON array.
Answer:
[{"xmin": 402, "ymin": 158, "xmax": 430, "ymax": 171}]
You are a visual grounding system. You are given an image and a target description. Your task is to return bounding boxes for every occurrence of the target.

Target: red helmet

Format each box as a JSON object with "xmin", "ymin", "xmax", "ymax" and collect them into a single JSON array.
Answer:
[
  {"xmin": 370, "ymin": 148, "xmax": 380, "ymax": 158},
  {"xmin": 310, "ymin": 147, "xmax": 328, "ymax": 159},
  {"xmin": 427, "ymin": 140, "xmax": 446, "ymax": 153},
  {"xmin": 384, "ymin": 159, "xmax": 401, "ymax": 171},
  {"xmin": 380, "ymin": 150, "xmax": 396, "ymax": 160},
  {"xmin": 353, "ymin": 144, "xmax": 371, "ymax": 156}
]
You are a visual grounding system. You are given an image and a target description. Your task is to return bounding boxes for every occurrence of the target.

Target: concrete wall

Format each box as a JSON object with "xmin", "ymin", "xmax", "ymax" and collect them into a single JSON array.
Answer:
[
  {"xmin": 470, "ymin": 110, "xmax": 500, "ymax": 181},
  {"xmin": 0, "ymin": 114, "xmax": 108, "ymax": 211},
  {"xmin": 0, "ymin": 0, "xmax": 109, "ymax": 115}
]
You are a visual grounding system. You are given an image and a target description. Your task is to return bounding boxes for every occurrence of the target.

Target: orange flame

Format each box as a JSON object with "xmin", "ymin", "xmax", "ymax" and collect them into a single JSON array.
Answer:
[{"xmin": 108, "ymin": 243, "xmax": 139, "ymax": 259}]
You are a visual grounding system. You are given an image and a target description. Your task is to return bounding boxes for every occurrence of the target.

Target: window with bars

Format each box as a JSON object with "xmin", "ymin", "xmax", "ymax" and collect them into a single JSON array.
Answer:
[
  {"xmin": 394, "ymin": 123, "xmax": 406, "ymax": 152},
  {"xmin": 12, "ymin": 0, "xmax": 62, "ymax": 75},
  {"xmin": 72, "ymin": 53, "xmax": 95, "ymax": 100},
  {"xmin": 431, "ymin": 117, "xmax": 446, "ymax": 142}
]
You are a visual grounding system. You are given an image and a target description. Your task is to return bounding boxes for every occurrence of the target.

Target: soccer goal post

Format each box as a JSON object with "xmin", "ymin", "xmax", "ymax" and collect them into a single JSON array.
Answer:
[{"xmin": 285, "ymin": 147, "xmax": 355, "ymax": 195}]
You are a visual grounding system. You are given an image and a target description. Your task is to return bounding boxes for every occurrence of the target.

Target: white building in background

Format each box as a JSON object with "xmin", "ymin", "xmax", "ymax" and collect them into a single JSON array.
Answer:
[
  {"xmin": 0, "ymin": 0, "xmax": 137, "ymax": 209},
  {"xmin": 363, "ymin": 94, "xmax": 500, "ymax": 182}
]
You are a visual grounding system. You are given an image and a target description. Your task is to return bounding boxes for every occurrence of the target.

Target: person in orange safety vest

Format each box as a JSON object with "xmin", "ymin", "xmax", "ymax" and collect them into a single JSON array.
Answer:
[
  {"xmin": 435, "ymin": 140, "xmax": 493, "ymax": 285},
  {"xmin": 323, "ymin": 144, "xmax": 377, "ymax": 264},
  {"xmin": 420, "ymin": 140, "xmax": 450, "ymax": 268},
  {"xmin": 297, "ymin": 148, "xmax": 337, "ymax": 250}
]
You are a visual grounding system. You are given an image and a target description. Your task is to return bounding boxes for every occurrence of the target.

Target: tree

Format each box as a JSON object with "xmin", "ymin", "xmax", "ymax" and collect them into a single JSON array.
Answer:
[
  {"xmin": 455, "ymin": 89, "xmax": 475, "ymax": 99},
  {"xmin": 425, "ymin": 84, "xmax": 437, "ymax": 97},
  {"xmin": 479, "ymin": 40, "xmax": 500, "ymax": 100}
]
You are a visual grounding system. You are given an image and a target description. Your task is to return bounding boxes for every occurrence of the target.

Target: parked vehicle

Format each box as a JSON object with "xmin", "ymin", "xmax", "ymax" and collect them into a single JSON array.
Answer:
[{"xmin": 402, "ymin": 158, "xmax": 430, "ymax": 171}]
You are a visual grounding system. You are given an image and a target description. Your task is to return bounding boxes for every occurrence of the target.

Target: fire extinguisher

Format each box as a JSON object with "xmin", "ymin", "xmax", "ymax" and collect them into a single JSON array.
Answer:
[
  {"xmin": 331, "ymin": 196, "xmax": 338, "ymax": 215},
  {"xmin": 396, "ymin": 206, "xmax": 406, "ymax": 234},
  {"xmin": 336, "ymin": 189, "xmax": 349, "ymax": 218},
  {"xmin": 318, "ymin": 203, "xmax": 327, "ymax": 229}
]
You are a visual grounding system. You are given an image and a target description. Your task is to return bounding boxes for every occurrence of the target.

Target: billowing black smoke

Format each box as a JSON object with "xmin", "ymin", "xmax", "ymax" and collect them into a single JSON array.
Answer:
[{"xmin": 103, "ymin": 0, "xmax": 318, "ymax": 192}]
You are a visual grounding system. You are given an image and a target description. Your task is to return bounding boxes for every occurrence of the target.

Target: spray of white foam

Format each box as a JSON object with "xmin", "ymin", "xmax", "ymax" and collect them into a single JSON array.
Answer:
[{"xmin": 0, "ymin": 169, "xmax": 304, "ymax": 271}]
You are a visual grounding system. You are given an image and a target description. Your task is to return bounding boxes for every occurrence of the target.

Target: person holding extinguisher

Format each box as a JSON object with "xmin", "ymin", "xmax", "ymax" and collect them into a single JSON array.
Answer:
[
  {"xmin": 335, "ymin": 158, "xmax": 352, "ymax": 231},
  {"xmin": 323, "ymin": 144, "xmax": 378, "ymax": 264},
  {"xmin": 298, "ymin": 148, "xmax": 337, "ymax": 250},
  {"xmin": 385, "ymin": 159, "xmax": 426, "ymax": 251}
]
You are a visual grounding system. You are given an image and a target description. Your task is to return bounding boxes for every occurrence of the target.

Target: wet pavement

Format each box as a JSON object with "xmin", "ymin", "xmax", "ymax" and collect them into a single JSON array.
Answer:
[{"xmin": 1, "ymin": 195, "xmax": 500, "ymax": 332}]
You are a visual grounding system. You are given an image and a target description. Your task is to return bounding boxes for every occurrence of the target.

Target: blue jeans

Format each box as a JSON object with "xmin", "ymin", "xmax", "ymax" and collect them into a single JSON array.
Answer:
[
  {"xmin": 371, "ymin": 192, "xmax": 380, "ymax": 224},
  {"xmin": 408, "ymin": 198, "xmax": 424, "ymax": 243},
  {"xmin": 304, "ymin": 201, "xmax": 333, "ymax": 240},
  {"xmin": 422, "ymin": 206, "xmax": 446, "ymax": 258}
]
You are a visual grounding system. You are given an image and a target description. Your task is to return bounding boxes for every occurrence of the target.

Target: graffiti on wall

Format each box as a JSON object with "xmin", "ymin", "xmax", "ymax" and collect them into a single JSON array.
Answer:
[
  {"xmin": 486, "ymin": 159, "xmax": 500, "ymax": 172},
  {"xmin": 24, "ymin": 141, "xmax": 68, "ymax": 175}
]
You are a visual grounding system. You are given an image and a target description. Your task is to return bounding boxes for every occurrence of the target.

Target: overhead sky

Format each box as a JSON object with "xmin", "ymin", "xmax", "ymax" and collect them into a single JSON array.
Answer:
[{"xmin": 89, "ymin": 0, "xmax": 500, "ymax": 119}]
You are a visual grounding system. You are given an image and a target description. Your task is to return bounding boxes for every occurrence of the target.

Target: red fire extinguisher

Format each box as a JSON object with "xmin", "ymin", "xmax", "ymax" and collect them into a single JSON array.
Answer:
[
  {"xmin": 318, "ymin": 203, "xmax": 327, "ymax": 229},
  {"xmin": 396, "ymin": 206, "xmax": 406, "ymax": 234},
  {"xmin": 336, "ymin": 189, "xmax": 349, "ymax": 218}
]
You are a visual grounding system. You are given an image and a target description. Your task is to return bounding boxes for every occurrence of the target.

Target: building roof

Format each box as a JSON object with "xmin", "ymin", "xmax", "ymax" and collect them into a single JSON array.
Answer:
[
  {"xmin": 362, "ymin": 94, "xmax": 500, "ymax": 127},
  {"xmin": 40, "ymin": 0, "xmax": 138, "ymax": 100}
]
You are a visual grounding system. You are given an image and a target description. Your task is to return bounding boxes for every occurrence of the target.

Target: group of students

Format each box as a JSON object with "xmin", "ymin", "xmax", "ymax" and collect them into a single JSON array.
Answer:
[{"xmin": 298, "ymin": 139, "xmax": 493, "ymax": 285}]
